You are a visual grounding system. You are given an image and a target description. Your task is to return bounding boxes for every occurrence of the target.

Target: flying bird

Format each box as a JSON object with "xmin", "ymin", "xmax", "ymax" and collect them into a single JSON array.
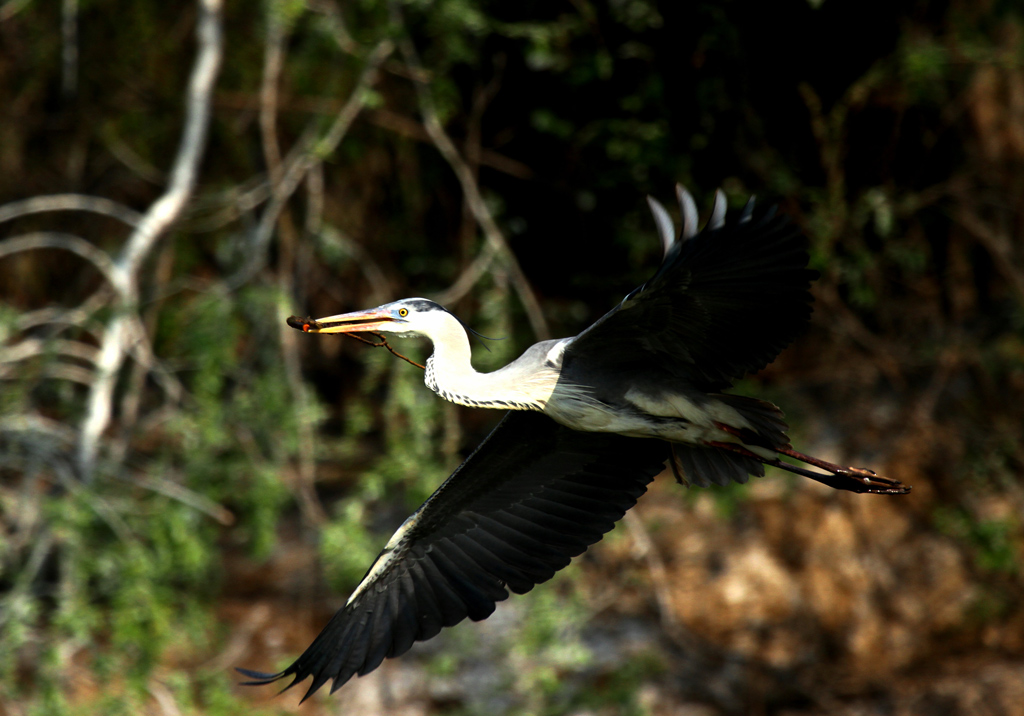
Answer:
[{"xmin": 241, "ymin": 186, "xmax": 909, "ymax": 699}]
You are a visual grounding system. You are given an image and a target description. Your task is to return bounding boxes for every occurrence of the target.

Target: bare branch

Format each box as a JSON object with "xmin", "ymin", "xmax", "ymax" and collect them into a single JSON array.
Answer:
[
  {"xmin": 364, "ymin": 108, "xmax": 533, "ymax": 179},
  {"xmin": 102, "ymin": 132, "xmax": 167, "ymax": 185},
  {"xmin": 185, "ymin": 175, "xmax": 271, "ymax": 232},
  {"xmin": 15, "ymin": 289, "xmax": 113, "ymax": 344},
  {"xmin": 261, "ymin": 9, "xmax": 329, "ymax": 526},
  {"xmin": 77, "ymin": 317, "xmax": 129, "ymax": 475},
  {"xmin": 260, "ymin": 11, "xmax": 288, "ymax": 189},
  {"xmin": 77, "ymin": 0, "xmax": 224, "ymax": 479},
  {"xmin": 0, "ymin": 414, "xmax": 79, "ymax": 445},
  {"xmin": 0, "ymin": 232, "xmax": 120, "ymax": 288},
  {"xmin": 0, "ymin": 337, "xmax": 99, "ymax": 366},
  {"xmin": 147, "ymin": 679, "xmax": 184, "ymax": 716},
  {"xmin": 123, "ymin": 314, "xmax": 184, "ymax": 404},
  {"xmin": 955, "ymin": 204, "xmax": 1024, "ymax": 305},
  {"xmin": 431, "ymin": 241, "xmax": 498, "ymax": 306},
  {"xmin": 305, "ymin": 158, "xmax": 324, "ymax": 237},
  {"xmin": 307, "ymin": 0, "xmax": 359, "ymax": 54},
  {"xmin": 227, "ymin": 38, "xmax": 394, "ymax": 288},
  {"xmin": 115, "ymin": 0, "xmax": 224, "ymax": 291},
  {"xmin": 283, "ymin": 152, "xmax": 331, "ymax": 529},
  {"xmin": 213, "ymin": 95, "xmax": 534, "ymax": 179},
  {"xmin": 125, "ymin": 472, "xmax": 235, "ymax": 526},
  {"xmin": 0, "ymin": 0, "xmax": 34, "ymax": 22},
  {"xmin": 101, "ymin": 311, "xmax": 183, "ymax": 476},
  {"xmin": 0, "ymin": 194, "xmax": 143, "ymax": 227},
  {"xmin": 277, "ymin": 302, "xmax": 328, "ymax": 526},
  {"xmin": 315, "ymin": 225, "xmax": 391, "ymax": 305},
  {"xmin": 0, "ymin": 361, "xmax": 95, "ymax": 386},
  {"xmin": 390, "ymin": 3, "xmax": 549, "ymax": 339}
]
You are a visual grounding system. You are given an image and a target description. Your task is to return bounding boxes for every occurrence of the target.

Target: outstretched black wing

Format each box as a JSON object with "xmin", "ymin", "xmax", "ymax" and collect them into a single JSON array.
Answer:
[
  {"xmin": 239, "ymin": 412, "xmax": 669, "ymax": 700},
  {"xmin": 565, "ymin": 191, "xmax": 817, "ymax": 392}
]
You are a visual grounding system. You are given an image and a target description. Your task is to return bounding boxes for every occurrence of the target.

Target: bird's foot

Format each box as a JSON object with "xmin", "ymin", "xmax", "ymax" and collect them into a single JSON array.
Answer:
[
  {"xmin": 706, "ymin": 441, "xmax": 911, "ymax": 495},
  {"xmin": 833, "ymin": 466, "xmax": 909, "ymax": 495},
  {"xmin": 775, "ymin": 445, "xmax": 911, "ymax": 495}
]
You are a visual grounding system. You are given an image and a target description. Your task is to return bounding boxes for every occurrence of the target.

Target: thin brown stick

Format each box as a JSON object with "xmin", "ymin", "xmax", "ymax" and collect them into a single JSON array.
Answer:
[{"xmin": 345, "ymin": 332, "xmax": 426, "ymax": 370}]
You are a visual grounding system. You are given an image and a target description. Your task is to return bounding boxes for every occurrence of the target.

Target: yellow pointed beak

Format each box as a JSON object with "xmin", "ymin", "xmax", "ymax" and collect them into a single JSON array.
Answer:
[{"xmin": 286, "ymin": 307, "xmax": 396, "ymax": 334}]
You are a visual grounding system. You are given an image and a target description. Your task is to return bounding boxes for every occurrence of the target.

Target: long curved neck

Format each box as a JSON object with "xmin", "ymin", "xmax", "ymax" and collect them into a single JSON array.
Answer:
[{"xmin": 420, "ymin": 313, "xmax": 551, "ymax": 411}]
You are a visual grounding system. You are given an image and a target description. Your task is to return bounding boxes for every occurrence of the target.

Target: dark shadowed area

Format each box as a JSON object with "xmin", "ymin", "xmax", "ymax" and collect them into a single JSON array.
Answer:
[{"xmin": 1, "ymin": 1, "xmax": 1022, "ymax": 714}]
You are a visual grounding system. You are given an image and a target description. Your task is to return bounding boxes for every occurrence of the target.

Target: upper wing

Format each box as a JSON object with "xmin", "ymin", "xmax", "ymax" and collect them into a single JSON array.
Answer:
[
  {"xmin": 239, "ymin": 411, "xmax": 668, "ymax": 700},
  {"xmin": 564, "ymin": 188, "xmax": 817, "ymax": 392}
]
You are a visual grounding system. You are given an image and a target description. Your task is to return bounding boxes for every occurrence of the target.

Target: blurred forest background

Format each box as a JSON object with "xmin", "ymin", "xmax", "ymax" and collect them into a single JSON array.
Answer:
[{"xmin": 1, "ymin": 0, "xmax": 1023, "ymax": 714}]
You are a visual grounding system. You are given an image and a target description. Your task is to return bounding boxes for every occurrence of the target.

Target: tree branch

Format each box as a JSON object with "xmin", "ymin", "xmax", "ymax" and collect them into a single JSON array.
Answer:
[
  {"xmin": 227, "ymin": 37, "xmax": 394, "ymax": 288},
  {"xmin": 0, "ymin": 232, "xmax": 120, "ymax": 288},
  {"xmin": 76, "ymin": 0, "xmax": 224, "ymax": 479},
  {"xmin": 390, "ymin": 3, "xmax": 549, "ymax": 339},
  {"xmin": 0, "ymin": 194, "xmax": 143, "ymax": 227}
]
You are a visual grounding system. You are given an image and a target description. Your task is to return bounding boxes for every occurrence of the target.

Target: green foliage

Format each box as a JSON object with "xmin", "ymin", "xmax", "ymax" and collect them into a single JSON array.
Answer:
[
  {"xmin": 934, "ymin": 507, "xmax": 1020, "ymax": 577},
  {"xmin": 899, "ymin": 36, "xmax": 951, "ymax": 103},
  {"xmin": 320, "ymin": 339, "xmax": 454, "ymax": 591},
  {"xmin": 160, "ymin": 288, "xmax": 295, "ymax": 558},
  {"xmin": 508, "ymin": 573, "xmax": 594, "ymax": 708},
  {"xmin": 1, "ymin": 279, "xmax": 305, "ymax": 707}
]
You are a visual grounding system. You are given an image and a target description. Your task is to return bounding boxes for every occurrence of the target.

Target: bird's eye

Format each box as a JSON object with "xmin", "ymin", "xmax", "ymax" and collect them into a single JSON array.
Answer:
[{"xmin": 398, "ymin": 308, "xmax": 409, "ymax": 317}]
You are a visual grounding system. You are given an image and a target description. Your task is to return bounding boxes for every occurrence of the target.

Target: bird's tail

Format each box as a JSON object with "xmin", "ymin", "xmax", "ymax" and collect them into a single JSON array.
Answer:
[
  {"xmin": 714, "ymin": 394, "xmax": 792, "ymax": 450},
  {"xmin": 666, "ymin": 394, "xmax": 785, "ymax": 488},
  {"xmin": 669, "ymin": 395, "xmax": 910, "ymax": 495},
  {"xmin": 668, "ymin": 442, "xmax": 763, "ymax": 488}
]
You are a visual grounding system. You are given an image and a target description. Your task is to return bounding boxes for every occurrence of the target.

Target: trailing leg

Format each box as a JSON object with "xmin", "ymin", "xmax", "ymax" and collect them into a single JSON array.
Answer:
[{"xmin": 705, "ymin": 440, "xmax": 910, "ymax": 495}]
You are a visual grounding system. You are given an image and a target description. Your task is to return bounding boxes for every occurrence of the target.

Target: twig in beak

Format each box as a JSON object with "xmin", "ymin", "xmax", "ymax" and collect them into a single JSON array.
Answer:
[{"xmin": 345, "ymin": 332, "xmax": 426, "ymax": 370}]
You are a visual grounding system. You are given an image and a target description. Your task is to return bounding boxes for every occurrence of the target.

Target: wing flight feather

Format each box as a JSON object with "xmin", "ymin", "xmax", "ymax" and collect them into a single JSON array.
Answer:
[
  {"xmin": 238, "ymin": 411, "xmax": 668, "ymax": 700},
  {"xmin": 565, "ymin": 189, "xmax": 817, "ymax": 391}
]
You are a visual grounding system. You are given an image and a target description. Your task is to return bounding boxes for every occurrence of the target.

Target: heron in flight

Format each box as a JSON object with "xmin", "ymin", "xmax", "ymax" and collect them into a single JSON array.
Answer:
[{"xmin": 241, "ymin": 186, "xmax": 909, "ymax": 699}]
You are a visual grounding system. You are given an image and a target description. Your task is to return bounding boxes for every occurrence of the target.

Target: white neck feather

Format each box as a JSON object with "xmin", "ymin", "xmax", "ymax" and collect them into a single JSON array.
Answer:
[{"xmin": 417, "ymin": 311, "xmax": 554, "ymax": 411}]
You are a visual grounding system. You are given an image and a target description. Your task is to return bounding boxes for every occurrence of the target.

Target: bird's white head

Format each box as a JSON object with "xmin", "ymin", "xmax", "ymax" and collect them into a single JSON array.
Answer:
[{"xmin": 287, "ymin": 298, "xmax": 451, "ymax": 339}]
